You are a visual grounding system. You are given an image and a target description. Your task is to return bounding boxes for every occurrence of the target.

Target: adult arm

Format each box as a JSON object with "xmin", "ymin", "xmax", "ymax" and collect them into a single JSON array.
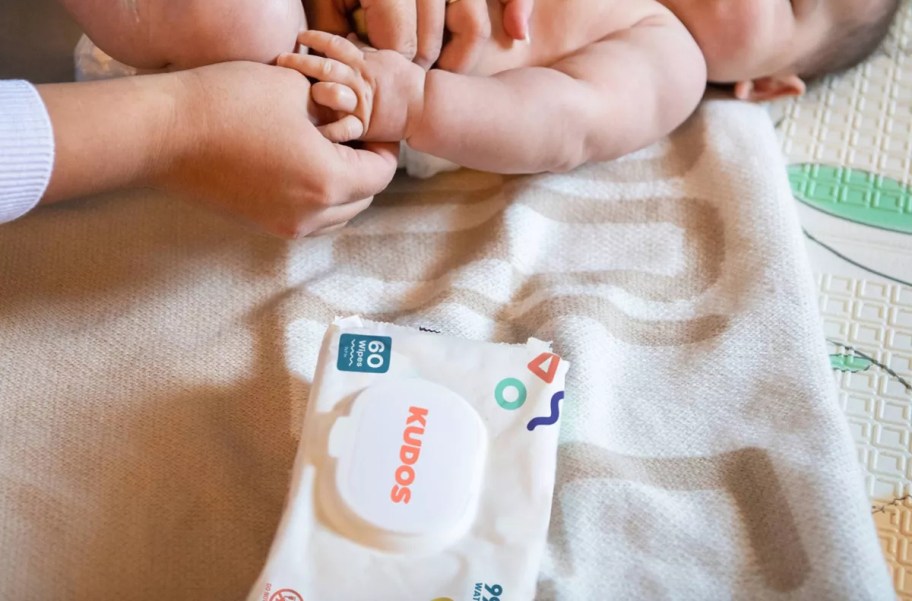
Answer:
[
  {"xmin": 2, "ymin": 62, "xmax": 398, "ymax": 237},
  {"xmin": 0, "ymin": 81, "xmax": 54, "ymax": 224}
]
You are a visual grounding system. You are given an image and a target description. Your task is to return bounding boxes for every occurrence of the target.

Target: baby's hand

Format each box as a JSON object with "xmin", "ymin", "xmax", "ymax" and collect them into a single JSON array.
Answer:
[
  {"xmin": 279, "ymin": 31, "xmax": 426, "ymax": 144},
  {"xmin": 302, "ymin": 77, "xmax": 361, "ymax": 138}
]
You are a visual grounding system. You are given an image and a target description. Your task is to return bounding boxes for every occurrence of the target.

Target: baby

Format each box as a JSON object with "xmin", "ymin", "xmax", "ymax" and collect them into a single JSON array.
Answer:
[
  {"xmin": 282, "ymin": 0, "xmax": 900, "ymax": 174},
  {"xmin": 72, "ymin": 0, "xmax": 899, "ymax": 175}
]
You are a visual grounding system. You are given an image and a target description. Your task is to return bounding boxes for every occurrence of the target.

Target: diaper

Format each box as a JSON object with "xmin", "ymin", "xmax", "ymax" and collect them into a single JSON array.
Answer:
[
  {"xmin": 74, "ymin": 35, "xmax": 138, "ymax": 81},
  {"xmin": 247, "ymin": 316, "xmax": 569, "ymax": 601},
  {"xmin": 399, "ymin": 143, "xmax": 462, "ymax": 179}
]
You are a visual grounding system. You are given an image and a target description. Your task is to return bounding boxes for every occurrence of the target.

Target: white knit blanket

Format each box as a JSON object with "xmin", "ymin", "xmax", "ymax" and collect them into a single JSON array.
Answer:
[{"xmin": 0, "ymin": 100, "xmax": 892, "ymax": 599}]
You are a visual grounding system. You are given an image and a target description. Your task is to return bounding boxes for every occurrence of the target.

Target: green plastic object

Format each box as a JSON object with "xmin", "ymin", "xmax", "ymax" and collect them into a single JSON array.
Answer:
[{"xmin": 788, "ymin": 164, "xmax": 912, "ymax": 234}]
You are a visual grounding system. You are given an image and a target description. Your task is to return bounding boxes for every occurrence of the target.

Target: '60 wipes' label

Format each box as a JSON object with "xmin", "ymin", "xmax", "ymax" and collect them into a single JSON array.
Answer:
[{"xmin": 337, "ymin": 334, "xmax": 392, "ymax": 373}]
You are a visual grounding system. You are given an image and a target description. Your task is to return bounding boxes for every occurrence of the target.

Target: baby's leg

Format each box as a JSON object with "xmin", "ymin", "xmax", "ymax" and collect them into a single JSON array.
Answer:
[{"xmin": 61, "ymin": 0, "xmax": 306, "ymax": 70}]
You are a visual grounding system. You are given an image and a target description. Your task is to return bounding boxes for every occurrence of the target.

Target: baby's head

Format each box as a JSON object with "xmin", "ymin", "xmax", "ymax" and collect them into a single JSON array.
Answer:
[{"xmin": 661, "ymin": 0, "xmax": 900, "ymax": 100}]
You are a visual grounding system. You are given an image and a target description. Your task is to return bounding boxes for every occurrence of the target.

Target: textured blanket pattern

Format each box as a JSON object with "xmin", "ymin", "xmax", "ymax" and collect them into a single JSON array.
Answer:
[
  {"xmin": 282, "ymin": 100, "xmax": 892, "ymax": 599},
  {"xmin": 0, "ymin": 100, "xmax": 892, "ymax": 599}
]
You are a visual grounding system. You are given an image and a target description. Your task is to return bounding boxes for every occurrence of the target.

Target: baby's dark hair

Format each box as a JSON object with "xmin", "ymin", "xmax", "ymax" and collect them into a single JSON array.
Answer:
[{"xmin": 797, "ymin": 0, "xmax": 901, "ymax": 80}]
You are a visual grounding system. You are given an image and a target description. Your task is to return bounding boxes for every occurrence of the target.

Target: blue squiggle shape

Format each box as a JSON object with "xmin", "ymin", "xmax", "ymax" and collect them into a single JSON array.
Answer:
[{"xmin": 527, "ymin": 391, "xmax": 564, "ymax": 431}]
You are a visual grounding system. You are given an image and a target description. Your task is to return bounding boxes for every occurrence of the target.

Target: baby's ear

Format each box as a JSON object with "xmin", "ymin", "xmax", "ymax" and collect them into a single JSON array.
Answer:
[{"xmin": 733, "ymin": 75, "xmax": 806, "ymax": 102}]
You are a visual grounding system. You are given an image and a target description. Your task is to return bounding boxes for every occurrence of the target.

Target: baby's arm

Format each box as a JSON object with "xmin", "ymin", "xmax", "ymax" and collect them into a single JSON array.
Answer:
[
  {"xmin": 415, "ymin": 19, "xmax": 707, "ymax": 172},
  {"xmin": 290, "ymin": 19, "xmax": 706, "ymax": 173}
]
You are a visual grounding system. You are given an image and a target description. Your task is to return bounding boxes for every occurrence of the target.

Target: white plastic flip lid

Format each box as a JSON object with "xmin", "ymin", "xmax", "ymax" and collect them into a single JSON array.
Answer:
[{"xmin": 321, "ymin": 378, "xmax": 487, "ymax": 551}]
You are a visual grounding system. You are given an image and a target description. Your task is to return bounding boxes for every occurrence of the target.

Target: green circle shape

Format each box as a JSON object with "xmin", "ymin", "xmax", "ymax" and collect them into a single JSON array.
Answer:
[{"xmin": 495, "ymin": 377, "xmax": 527, "ymax": 410}]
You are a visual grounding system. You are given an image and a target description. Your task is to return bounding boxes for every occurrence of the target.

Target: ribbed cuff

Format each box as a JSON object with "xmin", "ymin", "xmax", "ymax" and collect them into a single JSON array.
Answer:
[{"xmin": 0, "ymin": 81, "xmax": 54, "ymax": 224}]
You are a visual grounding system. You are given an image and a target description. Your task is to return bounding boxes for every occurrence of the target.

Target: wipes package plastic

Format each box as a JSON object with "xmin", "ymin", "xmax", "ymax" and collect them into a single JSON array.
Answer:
[{"xmin": 247, "ymin": 317, "xmax": 569, "ymax": 601}]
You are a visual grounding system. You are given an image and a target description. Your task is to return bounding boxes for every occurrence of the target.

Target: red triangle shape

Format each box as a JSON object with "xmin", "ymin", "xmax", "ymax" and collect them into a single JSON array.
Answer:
[{"xmin": 528, "ymin": 352, "xmax": 559, "ymax": 384}]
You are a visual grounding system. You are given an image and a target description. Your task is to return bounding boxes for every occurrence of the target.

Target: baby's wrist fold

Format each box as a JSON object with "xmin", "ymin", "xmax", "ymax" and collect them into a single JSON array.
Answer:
[{"xmin": 403, "ymin": 64, "xmax": 429, "ymax": 143}]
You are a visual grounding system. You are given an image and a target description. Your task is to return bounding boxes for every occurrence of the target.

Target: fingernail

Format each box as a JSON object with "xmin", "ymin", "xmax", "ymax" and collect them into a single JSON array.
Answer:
[{"xmin": 336, "ymin": 85, "xmax": 356, "ymax": 105}]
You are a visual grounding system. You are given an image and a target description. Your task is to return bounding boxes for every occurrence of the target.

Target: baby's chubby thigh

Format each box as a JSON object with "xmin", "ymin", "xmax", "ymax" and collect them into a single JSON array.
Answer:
[
  {"xmin": 156, "ymin": 0, "xmax": 307, "ymax": 68},
  {"xmin": 89, "ymin": 0, "xmax": 307, "ymax": 70}
]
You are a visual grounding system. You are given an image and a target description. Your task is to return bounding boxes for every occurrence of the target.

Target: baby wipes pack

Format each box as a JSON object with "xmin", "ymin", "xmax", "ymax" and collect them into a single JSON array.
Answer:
[{"xmin": 247, "ymin": 316, "xmax": 569, "ymax": 601}]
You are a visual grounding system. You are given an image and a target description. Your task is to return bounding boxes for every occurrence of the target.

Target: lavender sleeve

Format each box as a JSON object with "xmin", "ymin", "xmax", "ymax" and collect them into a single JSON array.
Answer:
[{"xmin": 0, "ymin": 81, "xmax": 54, "ymax": 224}]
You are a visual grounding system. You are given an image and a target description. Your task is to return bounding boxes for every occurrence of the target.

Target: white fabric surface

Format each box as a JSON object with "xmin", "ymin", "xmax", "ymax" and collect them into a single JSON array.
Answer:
[
  {"xmin": 0, "ymin": 80, "xmax": 53, "ymax": 224},
  {"xmin": 0, "ymin": 99, "xmax": 893, "ymax": 599}
]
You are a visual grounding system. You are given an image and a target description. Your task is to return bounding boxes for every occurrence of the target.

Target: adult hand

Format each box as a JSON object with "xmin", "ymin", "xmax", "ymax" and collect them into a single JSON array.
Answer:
[
  {"xmin": 39, "ymin": 61, "xmax": 398, "ymax": 238},
  {"xmin": 438, "ymin": 0, "xmax": 534, "ymax": 72},
  {"xmin": 305, "ymin": 0, "xmax": 535, "ymax": 73},
  {"xmin": 163, "ymin": 62, "xmax": 399, "ymax": 237}
]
